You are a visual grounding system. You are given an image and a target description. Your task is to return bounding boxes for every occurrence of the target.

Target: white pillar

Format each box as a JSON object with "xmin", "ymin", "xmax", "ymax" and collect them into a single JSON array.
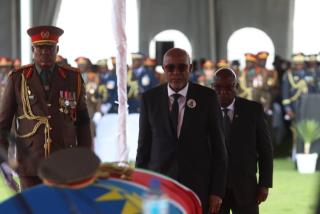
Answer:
[
  {"xmin": 20, "ymin": 0, "xmax": 32, "ymax": 65},
  {"xmin": 111, "ymin": 0, "xmax": 128, "ymax": 162}
]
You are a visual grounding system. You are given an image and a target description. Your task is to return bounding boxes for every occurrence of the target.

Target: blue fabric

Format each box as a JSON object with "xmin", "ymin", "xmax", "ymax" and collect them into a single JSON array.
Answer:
[{"xmin": 0, "ymin": 178, "xmax": 183, "ymax": 214}]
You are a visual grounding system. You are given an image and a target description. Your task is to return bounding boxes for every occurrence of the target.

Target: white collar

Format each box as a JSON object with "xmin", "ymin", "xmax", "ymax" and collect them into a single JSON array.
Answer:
[
  {"xmin": 221, "ymin": 98, "xmax": 235, "ymax": 111},
  {"xmin": 167, "ymin": 83, "xmax": 189, "ymax": 98}
]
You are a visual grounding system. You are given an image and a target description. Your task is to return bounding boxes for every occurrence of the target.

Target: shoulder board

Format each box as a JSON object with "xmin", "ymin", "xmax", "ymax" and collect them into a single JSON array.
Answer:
[
  {"xmin": 58, "ymin": 64, "xmax": 80, "ymax": 72},
  {"xmin": 8, "ymin": 64, "xmax": 33, "ymax": 76},
  {"xmin": 14, "ymin": 64, "xmax": 33, "ymax": 73}
]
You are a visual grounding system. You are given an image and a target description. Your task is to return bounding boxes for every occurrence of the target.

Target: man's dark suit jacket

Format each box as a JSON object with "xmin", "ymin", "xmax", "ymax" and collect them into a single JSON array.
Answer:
[
  {"xmin": 136, "ymin": 82, "xmax": 228, "ymax": 210},
  {"xmin": 227, "ymin": 97, "xmax": 273, "ymax": 206}
]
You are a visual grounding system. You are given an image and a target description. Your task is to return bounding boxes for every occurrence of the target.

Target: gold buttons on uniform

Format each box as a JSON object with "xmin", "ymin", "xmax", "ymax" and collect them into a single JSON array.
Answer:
[
  {"xmin": 47, "ymin": 103, "xmax": 52, "ymax": 107},
  {"xmin": 48, "ymin": 115, "xmax": 52, "ymax": 119}
]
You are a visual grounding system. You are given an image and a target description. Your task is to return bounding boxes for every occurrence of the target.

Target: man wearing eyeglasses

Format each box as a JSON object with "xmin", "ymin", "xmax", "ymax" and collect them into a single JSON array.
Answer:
[
  {"xmin": 136, "ymin": 48, "xmax": 227, "ymax": 213},
  {"xmin": 212, "ymin": 67, "xmax": 273, "ymax": 214}
]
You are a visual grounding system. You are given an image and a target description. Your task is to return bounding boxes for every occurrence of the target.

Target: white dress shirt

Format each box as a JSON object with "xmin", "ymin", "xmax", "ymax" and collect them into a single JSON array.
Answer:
[
  {"xmin": 167, "ymin": 83, "xmax": 189, "ymax": 137},
  {"xmin": 221, "ymin": 98, "xmax": 235, "ymax": 121}
]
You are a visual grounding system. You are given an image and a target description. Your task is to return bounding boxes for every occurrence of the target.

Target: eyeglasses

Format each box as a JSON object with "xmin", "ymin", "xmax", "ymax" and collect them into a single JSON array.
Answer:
[{"xmin": 164, "ymin": 64, "xmax": 188, "ymax": 73}]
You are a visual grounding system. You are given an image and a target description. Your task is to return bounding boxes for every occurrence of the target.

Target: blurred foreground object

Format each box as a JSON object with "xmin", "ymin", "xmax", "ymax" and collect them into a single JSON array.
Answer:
[{"xmin": 0, "ymin": 148, "xmax": 201, "ymax": 214}]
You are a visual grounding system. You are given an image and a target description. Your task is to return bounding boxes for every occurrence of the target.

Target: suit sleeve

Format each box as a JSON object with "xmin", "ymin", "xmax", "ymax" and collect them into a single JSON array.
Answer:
[
  {"xmin": 256, "ymin": 104, "xmax": 273, "ymax": 188},
  {"xmin": 0, "ymin": 74, "xmax": 18, "ymax": 152},
  {"xmin": 135, "ymin": 93, "xmax": 152, "ymax": 168},
  {"xmin": 209, "ymin": 91, "xmax": 228, "ymax": 197},
  {"xmin": 75, "ymin": 74, "xmax": 92, "ymax": 148}
]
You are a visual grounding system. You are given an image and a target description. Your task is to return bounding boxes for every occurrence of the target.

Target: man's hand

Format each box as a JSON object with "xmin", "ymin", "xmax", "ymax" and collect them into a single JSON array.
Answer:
[
  {"xmin": 209, "ymin": 194, "xmax": 222, "ymax": 213},
  {"xmin": 256, "ymin": 186, "xmax": 269, "ymax": 204}
]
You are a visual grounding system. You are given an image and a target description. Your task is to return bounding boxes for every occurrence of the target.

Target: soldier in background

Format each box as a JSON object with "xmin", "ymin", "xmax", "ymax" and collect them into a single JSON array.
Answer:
[
  {"xmin": 75, "ymin": 57, "xmax": 92, "ymax": 84},
  {"xmin": 56, "ymin": 55, "xmax": 69, "ymax": 67},
  {"xmin": 238, "ymin": 53, "xmax": 257, "ymax": 100},
  {"xmin": 230, "ymin": 60, "xmax": 241, "ymax": 78},
  {"xmin": 0, "ymin": 57, "xmax": 13, "ymax": 99},
  {"xmin": 197, "ymin": 59, "xmax": 215, "ymax": 88},
  {"xmin": 75, "ymin": 57, "xmax": 100, "ymax": 138},
  {"xmin": 305, "ymin": 54, "xmax": 319, "ymax": 93},
  {"xmin": 95, "ymin": 59, "xmax": 109, "ymax": 106},
  {"xmin": 255, "ymin": 51, "xmax": 278, "ymax": 115},
  {"xmin": 216, "ymin": 59, "xmax": 229, "ymax": 70},
  {"xmin": 100, "ymin": 57, "xmax": 118, "ymax": 114},
  {"xmin": 282, "ymin": 53, "xmax": 309, "ymax": 160},
  {"xmin": 127, "ymin": 65, "xmax": 140, "ymax": 113},
  {"xmin": 145, "ymin": 57, "xmax": 165, "ymax": 85},
  {"xmin": 13, "ymin": 58, "xmax": 21, "ymax": 70},
  {"xmin": 131, "ymin": 53, "xmax": 158, "ymax": 97}
]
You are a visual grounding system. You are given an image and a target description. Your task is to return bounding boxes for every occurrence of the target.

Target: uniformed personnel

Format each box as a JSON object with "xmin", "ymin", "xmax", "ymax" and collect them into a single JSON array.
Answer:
[{"xmin": 0, "ymin": 25, "xmax": 92, "ymax": 190}]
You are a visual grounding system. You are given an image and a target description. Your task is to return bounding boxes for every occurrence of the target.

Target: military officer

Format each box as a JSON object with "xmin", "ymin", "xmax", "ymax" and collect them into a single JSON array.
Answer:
[
  {"xmin": 75, "ymin": 57, "xmax": 100, "ymax": 137},
  {"xmin": 56, "ymin": 55, "xmax": 69, "ymax": 66},
  {"xmin": 282, "ymin": 53, "xmax": 310, "ymax": 159},
  {"xmin": 197, "ymin": 59, "xmax": 215, "ymax": 88},
  {"xmin": 305, "ymin": 54, "xmax": 319, "ymax": 93},
  {"xmin": 13, "ymin": 58, "xmax": 21, "ymax": 70},
  {"xmin": 131, "ymin": 53, "xmax": 158, "ymax": 96},
  {"xmin": 100, "ymin": 57, "xmax": 118, "ymax": 114},
  {"xmin": 0, "ymin": 26, "xmax": 92, "ymax": 189},
  {"xmin": 95, "ymin": 59, "xmax": 109, "ymax": 105},
  {"xmin": 238, "ymin": 53, "xmax": 257, "ymax": 100},
  {"xmin": 255, "ymin": 51, "xmax": 278, "ymax": 115},
  {"xmin": 282, "ymin": 53, "xmax": 310, "ymax": 120},
  {"xmin": 0, "ymin": 57, "xmax": 13, "ymax": 100},
  {"xmin": 216, "ymin": 59, "xmax": 229, "ymax": 70}
]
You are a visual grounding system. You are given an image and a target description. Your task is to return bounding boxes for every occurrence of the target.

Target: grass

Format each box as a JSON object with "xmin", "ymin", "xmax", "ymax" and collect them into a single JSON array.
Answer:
[
  {"xmin": 0, "ymin": 159, "xmax": 319, "ymax": 213},
  {"xmin": 0, "ymin": 175, "xmax": 16, "ymax": 202},
  {"xmin": 260, "ymin": 158, "xmax": 320, "ymax": 214}
]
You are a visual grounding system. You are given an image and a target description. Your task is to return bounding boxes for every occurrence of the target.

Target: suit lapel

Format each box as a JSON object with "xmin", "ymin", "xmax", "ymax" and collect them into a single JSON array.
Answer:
[
  {"xmin": 231, "ymin": 97, "xmax": 242, "ymax": 134},
  {"xmin": 161, "ymin": 84, "xmax": 176, "ymax": 137},
  {"xmin": 26, "ymin": 66, "xmax": 47, "ymax": 115},
  {"xmin": 179, "ymin": 82, "xmax": 194, "ymax": 140}
]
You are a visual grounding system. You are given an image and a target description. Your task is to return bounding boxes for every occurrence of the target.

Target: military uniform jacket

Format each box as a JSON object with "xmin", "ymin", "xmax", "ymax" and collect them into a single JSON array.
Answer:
[{"xmin": 0, "ymin": 64, "xmax": 92, "ymax": 176}]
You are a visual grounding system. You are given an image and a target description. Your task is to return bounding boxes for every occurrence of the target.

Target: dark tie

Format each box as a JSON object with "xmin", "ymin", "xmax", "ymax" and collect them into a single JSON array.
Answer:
[
  {"xmin": 40, "ymin": 70, "xmax": 51, "ymax": 97},
  {"xmin": 170, "ymin": 93, "xmax": 181, "ymax": 135},
  {"xmin": 222, "ymin": 108, "xmax": 231, "ymax": 147}
]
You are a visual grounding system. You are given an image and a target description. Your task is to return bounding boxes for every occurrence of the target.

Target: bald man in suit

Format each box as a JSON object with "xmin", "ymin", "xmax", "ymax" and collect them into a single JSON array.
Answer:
[
  {"xmin": 213, "ymin": 67, "xmax": 273, "ymax": 214},
  {"xmin": 136, "ymin": 48, "xmax": 227, "ymax": 213}
]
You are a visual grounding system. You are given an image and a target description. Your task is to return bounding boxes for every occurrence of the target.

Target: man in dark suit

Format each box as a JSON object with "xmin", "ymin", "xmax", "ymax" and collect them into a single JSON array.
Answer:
[
  {"xmin": 0, "ymin": 26, "xmax": 92, "ymax": 190},
  {"xmin": 212, "ymin": 67, "xmax": 273, "ymax": 214},
  {"xmin": 136, "ymin": 48, "xmax": 227, "ymax": 213}
]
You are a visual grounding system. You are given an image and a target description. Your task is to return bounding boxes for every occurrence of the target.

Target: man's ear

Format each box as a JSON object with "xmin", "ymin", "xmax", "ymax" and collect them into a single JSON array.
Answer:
[
  {"xmin": 235, "ymin": 81, "xmax": 240, "ymax": 90},
  {"xmin": 189, "ymin": 64, "xmax": 193, "ymax": 72},
  {"xmin": 56, "ymin": 45, "xmax": 59, "ymax": 54},
  {"xmin": 31, "ymin": 46, "xmax": 34, "ymax": 53}
]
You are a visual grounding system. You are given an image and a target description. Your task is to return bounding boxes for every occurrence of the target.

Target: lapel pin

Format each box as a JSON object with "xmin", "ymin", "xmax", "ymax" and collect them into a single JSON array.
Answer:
[{"xmin": 187, "ymin": 99, "xmax": 196, "ymax": 109}]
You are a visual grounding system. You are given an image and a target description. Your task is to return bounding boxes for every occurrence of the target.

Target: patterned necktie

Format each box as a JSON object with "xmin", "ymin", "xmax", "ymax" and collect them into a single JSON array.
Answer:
[
  {"xmin": 222, "ymin": 108, "xmax": 231, "ymax": 147},
  {"xmin": 170, "ymin": 93, "xmax": 181, "ymax": 135}
]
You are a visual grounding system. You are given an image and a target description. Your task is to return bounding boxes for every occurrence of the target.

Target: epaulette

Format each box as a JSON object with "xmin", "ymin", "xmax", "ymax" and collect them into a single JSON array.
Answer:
[{"xmin": 8, "ymin": 64, "xmax": 33, "ymax": 77}]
